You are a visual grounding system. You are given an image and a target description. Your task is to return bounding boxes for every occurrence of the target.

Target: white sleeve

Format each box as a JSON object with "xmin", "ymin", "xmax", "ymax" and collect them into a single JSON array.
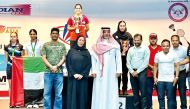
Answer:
[
  {"xmin": 91, "ymin": 51, "xmax": 98, "ymax": 74},
  {"xmin": 23, "ymin": 43, "xmax": 28, "ymax": 50},
  {"xmin": 154, "ymin": 53, "xmax": 159, "ymax": 63},
  {"xmin": 115, "ymin": 48, "xmax": 122, "ymax": 73}
]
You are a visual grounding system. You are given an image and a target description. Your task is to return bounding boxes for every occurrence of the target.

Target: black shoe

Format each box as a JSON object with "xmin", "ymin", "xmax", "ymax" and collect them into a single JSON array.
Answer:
[
  {"xmin": 9, "ymin": 106, "xmax": 14, "ymax": 108},
  {"xmin": 123, "ymin": 90, "xmax": 128, "ymax": 95}
]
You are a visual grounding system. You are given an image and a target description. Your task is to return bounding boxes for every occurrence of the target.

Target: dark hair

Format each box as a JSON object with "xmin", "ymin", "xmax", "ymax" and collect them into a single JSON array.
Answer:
[
  {"xmin": 29, "ymin": 29, "xmax": 37, "ymax": 35},
  {"xmin": 29, "ymin": 29, "xmax": 37, "ymax": 39},
  {"xmin": 117, "ymin": 20, "xmax": 126, "ymax": 32},
  {"xmin": 75, "ymin": 3, "xmax": 82, "ymax": 9},
  {"xmin": 171, "ymin": 34, "xmax": 180, "ymax": 40},
  {"xmin": 73, "ymin": 35, "xmax": 86, "ymax": 50},
  {"xmin": 161, "ymin": 39, "xmax": 170, "ymax": 46},
  {"xmin": 77, "ymin": 35, "xmax": 85, "ymax": 40},
  {"xmin": 51, "ymin": 28, "xmax": 59, "ymax": 34},
  {"xmin": 134, "ymin": 33, "xmax": 142, "ymax": 40},
  {"xmin": 76, "ymin": 35, "xmax": 86, "ymax": 45},
  {"xmin": 9, "ymin": 32, "xmax": 19, "ymax": 45}
]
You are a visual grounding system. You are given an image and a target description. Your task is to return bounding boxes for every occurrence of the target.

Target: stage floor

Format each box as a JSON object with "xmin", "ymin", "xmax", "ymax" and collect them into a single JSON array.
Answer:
[{"xmin": 0, "ymin": 97, "xmax": 190, "ymax": 109}]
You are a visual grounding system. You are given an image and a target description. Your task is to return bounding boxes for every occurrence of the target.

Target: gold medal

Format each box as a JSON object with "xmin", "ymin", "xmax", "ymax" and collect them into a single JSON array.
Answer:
[
  {"xmin": 32, "ymin": 52, "xmax": 35, "ymax": 57},
  {"xmin": 31, "ymin": 40, "xmax": 37, "ymax": 57}
]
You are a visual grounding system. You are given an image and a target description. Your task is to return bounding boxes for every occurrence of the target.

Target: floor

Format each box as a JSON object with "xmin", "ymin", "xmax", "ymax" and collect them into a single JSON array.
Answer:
[{"xmin": 0, "ymin": 97, "xmax": 190, "ymax": 109}]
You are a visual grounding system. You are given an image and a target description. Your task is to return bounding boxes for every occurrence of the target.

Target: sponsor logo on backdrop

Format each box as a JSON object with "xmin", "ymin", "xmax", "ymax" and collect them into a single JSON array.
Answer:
[
  {"xmin": 168, "ymin": 3, "xmax": 188, "ymax": 22},
  {"xmin": 0, "ymin": 25, "xmax": 6, "ymax": 33},
  {"xmin": 0, "ymin": 4, "xmax": 31, "ymax": 15},
  {"xmin": 0, "ymin": 72, "xmax": 8, "ymax": 91},
  {"xmin": 0, "ymin": 76, "xmax": 6, "ymax": 84},
  {"xmin": 0, "ymin": 25, "xmax": 21, "ymax": 34}
]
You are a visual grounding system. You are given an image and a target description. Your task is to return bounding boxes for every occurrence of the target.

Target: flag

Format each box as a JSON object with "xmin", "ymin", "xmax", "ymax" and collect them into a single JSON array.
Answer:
[
  {"xmin": 58, "ymin": 24, "xmax": 89, "ymax": 45},
  {"xmin": 63, "ymin": 24, "xmax": 70, "ymax": 43},
  {"xmin": 10, "ymin": 57, "xmax": 45, "ymax": 107}
]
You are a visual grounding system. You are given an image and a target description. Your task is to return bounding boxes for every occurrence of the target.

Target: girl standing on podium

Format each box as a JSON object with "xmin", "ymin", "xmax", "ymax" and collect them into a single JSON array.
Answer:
[{"xmin": 67, "ymin": 3, "xmax": 89, "ymax": 47}]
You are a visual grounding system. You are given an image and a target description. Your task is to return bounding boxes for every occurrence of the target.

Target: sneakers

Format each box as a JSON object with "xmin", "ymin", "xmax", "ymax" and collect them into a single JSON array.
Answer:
[
  {"xmin": 15, "ymin": 105, "xmax": 21, "ymax": 108},
  {"xmin": 27, "ymin": 104, "xmax": 33, "ymax": 108},
  {"xmin": 9, "ymin": 105, "xmax": 22, "ymax": 108},
  {"xmin": 33, "ymin": 104, "xmax": 39, "ymax": 108},
  {"xmin": 26, "ymin": 104, "xmax": 39, "ymax": 108},
  {"xmin": 38, "ymin": 103, "xmax": 43, "ymax": 107},
  {"xmin": 9, "ymin": 106, "xmax": 14, "ymax": 108}
]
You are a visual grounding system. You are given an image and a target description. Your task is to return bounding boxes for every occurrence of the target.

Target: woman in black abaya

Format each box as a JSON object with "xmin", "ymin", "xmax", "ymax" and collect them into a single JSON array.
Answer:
[{"xmin": 66, "ymin": 36, "xmax": 92, "ymax": 109}]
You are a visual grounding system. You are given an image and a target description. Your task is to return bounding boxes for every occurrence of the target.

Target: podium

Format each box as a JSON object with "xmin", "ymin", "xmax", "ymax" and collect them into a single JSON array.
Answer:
[
  {"xmin": 62, "ymin": 77, "xmax": 93, "ymax": 109},
  {"xmin": 119, "ymin": 95, "xmax": 134, "ymax": 109},
  {"xmin": 62, "ymin": 77, "xmax": 134, "ymax": 109}
]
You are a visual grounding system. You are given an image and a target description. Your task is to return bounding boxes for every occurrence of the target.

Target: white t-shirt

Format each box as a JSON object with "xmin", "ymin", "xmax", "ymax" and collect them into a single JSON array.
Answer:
[
  {"xmin": 154, "ymin": 50, "xmax": 178, "ymax": 82},
  {"xmin": 24, "ymin": 40, "xmax": 43, "ymax": 57}
]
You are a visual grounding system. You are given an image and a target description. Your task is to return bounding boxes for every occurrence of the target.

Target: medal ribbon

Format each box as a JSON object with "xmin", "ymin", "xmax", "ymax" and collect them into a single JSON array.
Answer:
[{"xmin": 31, "ymin": 40, "xmax": 37, "ymax": 56}]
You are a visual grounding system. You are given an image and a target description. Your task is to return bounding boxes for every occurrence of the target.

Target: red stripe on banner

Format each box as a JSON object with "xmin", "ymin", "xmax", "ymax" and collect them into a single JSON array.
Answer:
[
  {"xmin": 0, "ymin": 91, "xmax": 9, "ymax": 97},
  {"xmin": 10, "ymin": 57, "xmax": 24, "ymax": 107}
]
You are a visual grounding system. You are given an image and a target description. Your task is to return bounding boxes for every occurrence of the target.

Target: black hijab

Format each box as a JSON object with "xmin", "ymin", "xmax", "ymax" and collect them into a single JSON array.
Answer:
[
  {"xmin": 71, "ymin": 36, "xmax": 91, "ymax": 58},
  {"xmin": 73, "ymin": 36, "xmax": 87, "ymax": 51},
  {"xmin": 115, "ymin": 20, "xmax": 130, "ymax": 40},
  {"xmin": 113, "ymin": 20, "xmax": 134, "ymax": 47}
]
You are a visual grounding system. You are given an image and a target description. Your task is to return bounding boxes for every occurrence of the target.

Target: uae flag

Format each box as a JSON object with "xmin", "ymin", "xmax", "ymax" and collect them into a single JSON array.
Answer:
[{"xmin": 10, "ymin": 57, "xmax": 45, "ymax": 107}]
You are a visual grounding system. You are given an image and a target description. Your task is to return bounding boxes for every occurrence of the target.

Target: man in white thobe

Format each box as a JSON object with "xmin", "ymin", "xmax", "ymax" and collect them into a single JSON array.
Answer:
[{"xmin": 91, "ymin": 27, "xmax": 122, "ymax": 109}]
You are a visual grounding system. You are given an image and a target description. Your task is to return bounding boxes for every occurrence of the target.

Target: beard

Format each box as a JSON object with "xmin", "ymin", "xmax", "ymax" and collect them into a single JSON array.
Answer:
[
  {"xmin": 51, "ymin": 37, "xmax": 58, "ymax": 41},
  {"xmin": 163, "ymin": 49, "xmax": 169, "ymax": 54},
  {"xmin": 103, "ymin": 35, "xmax": 110, "ymax": 39},
  {"xmin": 150, "ymin": 42, "xmax": 156, "ymax": 46},
  {"xmin": 135, "ymin": 43, "xmax": 141, "ymax": 47},
  {"xmin": 172, "ymin": 43, "xmax": 179, "ymax": 48}
]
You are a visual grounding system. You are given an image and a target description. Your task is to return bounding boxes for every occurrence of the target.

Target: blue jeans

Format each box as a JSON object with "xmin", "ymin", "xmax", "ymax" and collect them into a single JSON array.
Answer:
[
  {"xmin": 44, "ymin": 73, "xmax": 63, "ymax": 109},
  {"xmin": 130, "ymin": 69, "xmax": 147, "ymax": 109},
  {"xmin": 157, "ymin": 82, "xmax": 176, "ymax": 109},
  {"xmin": 146, "ymin": 77, "xmax": 154, "ymax": 109}
]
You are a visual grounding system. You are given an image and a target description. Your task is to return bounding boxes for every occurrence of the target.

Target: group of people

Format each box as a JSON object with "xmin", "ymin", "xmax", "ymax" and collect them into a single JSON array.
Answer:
[
  {"xmin": 4, "ymin": 3, "xmax": 190, "ymax": 109},
  {"xmin": 4, "ymin": 29, "xmax": 44, "ymax": 108}
]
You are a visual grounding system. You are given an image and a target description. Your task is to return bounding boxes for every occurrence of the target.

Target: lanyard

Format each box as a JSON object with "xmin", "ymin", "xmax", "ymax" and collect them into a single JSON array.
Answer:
[
  {"xmin": 31, "ymin": 40, "xmax": 37, "ymax": 57},
  {"xmin": 11, "ymin": 47, "xmax": 15, "ymax": 56}
]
